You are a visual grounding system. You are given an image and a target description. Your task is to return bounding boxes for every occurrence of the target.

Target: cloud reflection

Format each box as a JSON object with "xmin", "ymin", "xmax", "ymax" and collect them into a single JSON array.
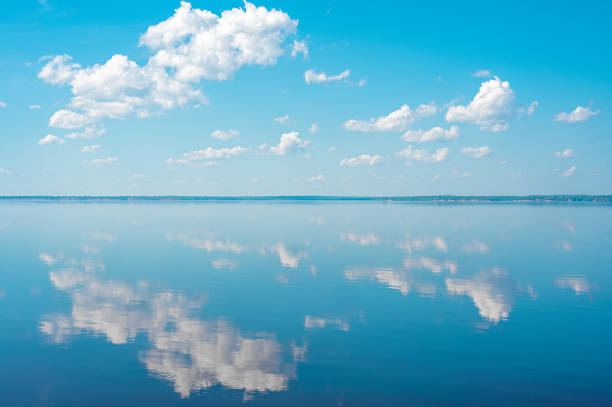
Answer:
[
  {"xmin": 39, "ymin": 257, "xmax": 300, "ymax": 399},
  {"xmin": 446, "ymin": 270, "xmax": 512, "ymax": 323}
]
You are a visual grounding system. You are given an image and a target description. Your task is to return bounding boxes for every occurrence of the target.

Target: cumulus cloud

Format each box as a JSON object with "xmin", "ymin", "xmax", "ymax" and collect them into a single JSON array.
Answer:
[
  {"xmin": 80, "ymin": 144, "xmax": 101, "ymax": 153},
  {"xmin": 167, "ymin": 146, "xmax": 249, "ymax": 165},
  {"xmin": 0, "ymin": 101, "xmax": 6, "ymax": 108},
  {"xmin": 309, "ymin": 124, "xmax": 319, "ymax": 133},
  {"xmin": 554, "ymin": 106, "xmax": 599, "ymax": 123},
  {"xmin": 38, "ymin": 134, "xmax": 65, "ymax": 145},
  {"xmin": 402, "ymin": 125, "xmax": 460, "ymax": 143},
  {"xmin": 39, "ymin": 2, "xmax": 299, "ymax": 130},
  {"xmin": 303, "ymin": 69, "xmax": 350, "ymax": 84},
  {"xmin": 274, "ymin": 114, "xmax": 289, "ymax": 124},
  {"xmin": 343, "ymin": 103, "xmax": 437, "ymax": 132},
  {"xmin": 396, "ymin": 146, "xmax": 448, "ymax": 163},
  {"xmin": 270, "ymin": 132, "xmax": 310, "ymax": 155},
  {"xmin": 339, "ymin": 154, "xmax": 383, "ymax": 166},
  {"xmin": 554, "ymin": 148, "xmax": 576, "ymax": 159},
  {"xmin": 29, "ymin": 104, "xmax": 42, "ymax": 109},
  {"xmin": 211, "ymin": 129, "xmax": 239, "ymax": 140},
  {"xmin": 0, "ymin": 169, "xmax": 11, "ymax": 175},
  {"xmin": 307, "ymin": 174, "xmax": 325, "ymax": 183},
  {"xmin": 561, "ymin": 166, "xmax": 576, "ymax": 177},
  {"xmin": 291, "ymin": 39, "xmax": 308, "ymax": 59},
  {"xmin": 445, "ymin": 77, "xmax": 514, "ymax": 132},
  {"xmin": 461, "ymin": 146, "xmax": 491, "ymax": 158}
]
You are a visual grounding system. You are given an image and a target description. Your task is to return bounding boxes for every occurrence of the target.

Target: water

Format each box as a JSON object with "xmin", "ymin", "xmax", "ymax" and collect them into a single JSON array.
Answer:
[{"xmin": 1, "ymin": 201, "xmax": 611, "ymax": 406}]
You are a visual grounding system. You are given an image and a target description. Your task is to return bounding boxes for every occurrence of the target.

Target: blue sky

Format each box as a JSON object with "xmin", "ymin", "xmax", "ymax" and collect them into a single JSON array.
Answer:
[{"xmin": 0, "ymin": 0, "xmax": 610, "ymax": 195}]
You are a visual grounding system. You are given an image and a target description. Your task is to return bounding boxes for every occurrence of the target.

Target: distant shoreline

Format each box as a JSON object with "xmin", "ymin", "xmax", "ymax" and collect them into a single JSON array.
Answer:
[{"xmin": 0, "ymin": 195, "xmax": 611, "ymax": 203}]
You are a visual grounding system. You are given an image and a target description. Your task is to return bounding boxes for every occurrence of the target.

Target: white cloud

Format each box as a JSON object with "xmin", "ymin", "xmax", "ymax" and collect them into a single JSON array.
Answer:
[
  {"xmin": 396, "ymin": 146, "xmax": 448, "ymax": 163},
  {"xmin": 29, "ymin": 104, "xmax": 42, "ymax": 109},
  {"xmin": 80, "ymin": 144, "xmax": 101, "ymax": 153},
  {"xmin": 0, "ymin": 101, "xmax": 6, "ymax": 108},
  {"xmin": 357, "ymin": 79, "xmax": 366, "ymax": 87},
  {"xmin": 307, "ymin": 174, "xmax": 325, "ymax": 183},
  {"xmin": 211, "ymin": 129, "xmax": 239, "ymax": 140},
  {"xmin": 65, "ymin": 125, "xmax": 106, "ymax": 139},
  {"xmin": 0, "ymin": 168, "xmax": 11, "ymax": 175},
  {"xmin": 309, "ymin": 124, "xmax": 319, "ymax": 133},
  {"xmin": 39, "ymin": 2, "xmax": 299, "ymax": 129},
  {"xmin": 291, "ymin": 40, "xmax": 308, "ymax": 59},
  {"xmin": 274, "ymin": 114, "xmax": 289, "ymax": 124},
  {"xmin": 167, "ymin": 146, "xmax": 249, "ymax": 165},
  {"xmin": 327, "ymin": 146, "xmax": 336, "ymax": 152},
  {"xmin": 561, "ymin": 166, "xmax": 576, "ymax": 177},
  {"xmin": 554, "ymin": 148, "xmax": 576, "ymax": 159},
  {"xmin": 461, "ymin": 146, "xmax": 491, "ymax": 158},
  {"xmin": 38, "ymin": 134, "xmax": 65, "ymax": 145},
  {"xmin": 526, "ymin": 100, "xmax": 538, "ymax": 115},
  {"xmin": 270, "ymin": 131, "xmax": 310, "ymax": 155},
  {"xmin": 472, "ymin": 69, "xmax": 491, "ymax": 78},
  {"xmin": 83, "ymin": 157, "xmax": 117, "ymax": 165},
  {"xmin": 445, "ymin": 77, "xmax": 514, "ymax": 132},
  {"xmin": 304, "ymin": 69, "xmax": 350, "ymax": 84},
  {"xmin": 554, "ymin": 106, "xmax": 599, "ymax": 123},
  {"xmin": 344, "ymin": 103, "xmax": 437, "ymax": 132},
  {"xmin": 339, "ymin": 154, "xmax": 383, "ymax": 166},
  {"xmin": 402, "ymin": 125, "xmax": 460, "ymax": 143}
]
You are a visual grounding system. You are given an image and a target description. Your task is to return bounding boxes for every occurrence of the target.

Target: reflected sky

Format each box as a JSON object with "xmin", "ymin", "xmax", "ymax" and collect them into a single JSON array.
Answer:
[{"xmin": 1, "ymin": 202, "xmax": 611, "ymax": 405}]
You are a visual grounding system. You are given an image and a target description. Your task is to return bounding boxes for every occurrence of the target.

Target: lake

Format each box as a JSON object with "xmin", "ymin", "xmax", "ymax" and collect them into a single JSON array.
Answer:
[{"xmin": 1, "ymin": 201, "xmax": 610, "ymax": 406}]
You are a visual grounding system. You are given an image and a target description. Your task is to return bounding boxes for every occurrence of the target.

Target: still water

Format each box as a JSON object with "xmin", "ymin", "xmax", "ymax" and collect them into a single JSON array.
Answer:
[{"xmin": 0, "ymin": 201, "xmax": 611, "ymax": 406}]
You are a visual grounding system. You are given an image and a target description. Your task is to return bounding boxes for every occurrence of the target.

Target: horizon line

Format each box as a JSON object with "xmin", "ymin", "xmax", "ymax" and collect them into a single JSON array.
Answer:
[{"xmin": 1, "ymin": 194, "xmax": 611, "ymax": 203}]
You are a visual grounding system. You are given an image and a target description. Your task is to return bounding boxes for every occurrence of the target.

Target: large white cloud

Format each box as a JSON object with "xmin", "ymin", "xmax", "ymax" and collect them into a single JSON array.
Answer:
[
  {"xmin": 402, "ymin": 125, "xmax": 460, "ymax": 143},
  {"xmin": 304, "ymin": 69, "xmax": 350, "ymax": 84},
  {"xmin": 39, "ymin": 2, "xmax": 299, "ymax": 130},
  {"xmin": 339, "ymin": 154, "xmax": 383, "ymax": 166},
  {"xmin": 270, "ymin": 131, "xmax": 310, "ymax": 155},
  {"xmin": 445, "ymin": 77, "xmax": 514, "ymax": 132},
  {"xmin": 343, "ymin": 103, "xmax": 437, "ymax": 132},
  {"xmin": 554, "ymin": 106, "xmax": 599, "ymax": 123}
]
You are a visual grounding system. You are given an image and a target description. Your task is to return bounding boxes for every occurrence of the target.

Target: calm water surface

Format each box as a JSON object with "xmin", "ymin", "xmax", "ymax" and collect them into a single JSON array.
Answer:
[{"xmin": 1, "ymin": 202, "xmax": 611, "ymax": 406}]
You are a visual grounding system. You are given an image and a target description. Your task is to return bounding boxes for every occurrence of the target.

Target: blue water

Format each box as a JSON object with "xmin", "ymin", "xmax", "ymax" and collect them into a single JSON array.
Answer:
[{"xmin": 1, "ymin": 201, "xmax": 611, "ymax": 406}]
